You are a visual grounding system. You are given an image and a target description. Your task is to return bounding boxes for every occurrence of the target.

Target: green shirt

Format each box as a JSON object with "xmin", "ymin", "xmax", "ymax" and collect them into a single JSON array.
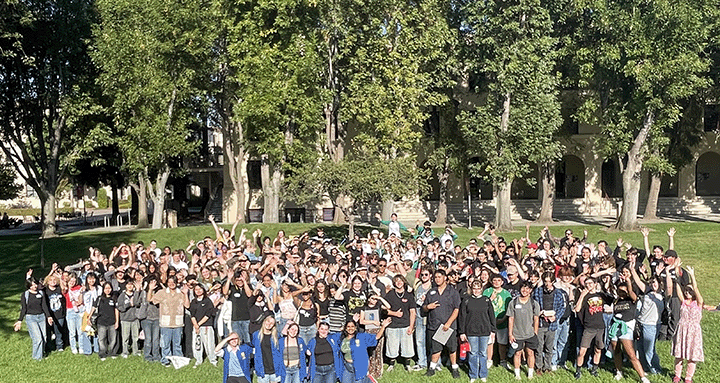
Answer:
[{"xmin": 483, "ymin": 287, "xmax": 512, "ymax": 329}]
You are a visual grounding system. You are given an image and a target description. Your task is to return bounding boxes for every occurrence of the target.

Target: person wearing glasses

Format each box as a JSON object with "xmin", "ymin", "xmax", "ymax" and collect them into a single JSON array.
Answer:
[{"xmin": 422, "ymin": 269, "xmax": 461, "ymax": 378}]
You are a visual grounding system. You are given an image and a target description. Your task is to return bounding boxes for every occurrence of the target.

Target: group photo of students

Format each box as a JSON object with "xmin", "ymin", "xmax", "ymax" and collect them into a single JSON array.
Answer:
[{"xmin": 15, "ymin": 215, "xmax": 706, "ymax": 383}]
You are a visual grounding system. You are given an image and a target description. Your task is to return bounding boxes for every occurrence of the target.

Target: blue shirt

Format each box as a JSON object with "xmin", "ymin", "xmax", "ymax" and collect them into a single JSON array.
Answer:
[{"xmin": 228, "ymin": 348, "xmax": 245, "ymax": 377}]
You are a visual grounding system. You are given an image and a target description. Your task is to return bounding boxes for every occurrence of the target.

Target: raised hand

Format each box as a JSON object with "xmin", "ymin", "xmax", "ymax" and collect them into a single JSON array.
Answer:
[
  {"xmin": 208, "ymin": 214, "xmax": 215, "ymax": 222},
  {"xmin": 640, "ymin": 227, "xmax": 650, "ymax": 237},
  {"xmin": 667, "ymin": 227, "xmax": 676, "ymax": 237}
]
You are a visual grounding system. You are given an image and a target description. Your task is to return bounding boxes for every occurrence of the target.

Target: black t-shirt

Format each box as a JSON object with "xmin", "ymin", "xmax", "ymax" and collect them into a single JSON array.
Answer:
[
  {"xmin": 261, "ymin": 334, "xmax": 275, "ymax": 375},
  {"xmin": 189, "ymin": 296, "xmax": 215, "ymax": 326},
  {"xmin": 539, "ymin": 289, "xmax": 555, "ymax": 328},
  {"xmin": 504, "ymin": 279, "xmax": 523, "ymax": 299},
  {"xmin": 384, "ymin": 289, "xmax": 415, "ymax": 328},
  {"xmin": 314, "ymin": 337, "xmax": 334, "ymax": 366},
  {"xmin": 228, "ymin": 285, "xmax": 250, "ymax": 321},
  {"xmin": 45, "ymin": 285, "xmax": 66, "ymax": 319},
  {"xmin": 314, "ymin": 296, "xmax": 330, "ymax": 317},
  {"xmin": 95, "ymin": 294, "xmax": 118, "ymax": 326},
  {"xmin": 343, "ymin": 290, "xmax": 367, "ymax": 319},
  {"xmin": 579, "ymin": 292, "xmax": 611, "ymax": 329},
  {"xmin": 659, "ymin": 267, "xmax": 690, "ymax": 298},
  {"xmin": 297, "ymin": 304, "xmax": 317, "ymax": 327},
  {"xmin": 613, "ymin": 296, "xmax": 636, "ymax": 322}
]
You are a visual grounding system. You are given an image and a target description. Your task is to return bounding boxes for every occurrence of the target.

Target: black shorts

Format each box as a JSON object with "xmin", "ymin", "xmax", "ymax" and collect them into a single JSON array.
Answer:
[
  {"xmin": 430, "ymin": 329, "xmax": 458, "ymax": 354},
  {"xmin": 515, "ymin": 334, "xmax": 539, "ymax": 352},
  {"xmin": 227, "ymin": 376, "xmax": 250, "ymax": 383}
]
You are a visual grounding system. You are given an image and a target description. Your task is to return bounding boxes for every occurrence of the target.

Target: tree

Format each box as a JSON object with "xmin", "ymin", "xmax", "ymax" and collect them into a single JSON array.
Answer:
[
  {"xmin": 92, "ymin": 0, "xmax": 216, "ymax": 228},
  {"xmin": 0, "ymin": 162, "xmax": 22, "ymax": 201},
  {"xmin": 285, "ymin": 154, "xmax": 428, "ymax": 238},
  {"xmin": 459, "ymin": 0, "xmax": 562, "ymax": 231},
  {"xmin": 573, "ymin": 0, "xmax": 712, "ymax": 230},
  {"xmin": 0, "ymin": 0, "xmax": 98, "ymax": 237},
  {"xmin": 225, "ymin": 0, "xmax": 324, "ymax": 223}
]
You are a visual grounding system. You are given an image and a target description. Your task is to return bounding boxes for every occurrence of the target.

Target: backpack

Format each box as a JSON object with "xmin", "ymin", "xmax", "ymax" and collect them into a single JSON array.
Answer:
[{"xmin": 559, "ymin": 289, "xmax": 572, "ymax": 323}]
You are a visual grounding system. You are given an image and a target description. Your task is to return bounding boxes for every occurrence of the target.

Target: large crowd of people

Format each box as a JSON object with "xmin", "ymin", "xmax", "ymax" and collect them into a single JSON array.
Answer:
[{"xmin": 15, "ymin": 214, "xmax": 707, "ymax": 383}]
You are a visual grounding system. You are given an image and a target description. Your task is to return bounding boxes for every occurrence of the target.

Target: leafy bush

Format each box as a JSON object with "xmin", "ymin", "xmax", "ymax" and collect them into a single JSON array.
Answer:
[{"xmin": 96, "ymin": 188, "xmax": 108, "ymax": 209}]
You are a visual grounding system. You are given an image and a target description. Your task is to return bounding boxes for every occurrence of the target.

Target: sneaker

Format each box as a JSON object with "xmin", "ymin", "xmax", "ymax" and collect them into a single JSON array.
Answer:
[
  {"xmin": 411, "ymin": 365, "xmax": 425, "ymax": 372},
  {"xmin": 100, "ymin": 357, "xmax": 106, "ymax": 361},
  {"xmin": 515, "ymin": 375, "xmax": 521, "ymax": 381},
  {"xmin": 641, "ymin": 377, "xmax": 651, "ymax": 383},
  {"xmin": 487, "ymin": 360, "xmax": 493, "ymax": 370},
  {"xmin": 590, "ymin": 366, "xmax": 599, "ymax": 377},
  {"xmin": 425, "ymin": 368, "xmax": 436, "ymax": 377},
  {"xmin": 551, "ymin": 365, "xmax": 558, "ymax": 371},
  {"xmin": 615, "ymin": 371, "xmax": 623, "ymax": 380},
  {"xmin": 210, "ymin": 361, "xmax": 217, "ymax": 367},
  {"xmin": 451, "ymin": 368, "xmax": 460, "ymax": 379},
  {"xmin": 71, "ymin": 349, "xmax": 78, "ymax": 354},
  {"xmin": 481, "ymin": 379, "xmax": 487, "ymax": 383},
  {"xmin": 574, "ymin": 369, "xmax": 582, "ymax": 380},
  {"xmin": 500, "ymin": 360, "xmax": 510, "ymax": 370},
  {"xmin": 122, "ymin": 354, "xmax": 128, "ymax": 359},
  {"xmin": 387, "ymin": 365, "xmax": 394, "ymax": 372},
  {"xmin": 469, "ymin": 379, "xmax": 475, "ymax": 383},
  {"xmin": 111, "ymin": 356, "xmax": 117, "ymax": 359},
  {"xmin": 672, "ymin": 377, "xmax": 682, "ymax": 383}
]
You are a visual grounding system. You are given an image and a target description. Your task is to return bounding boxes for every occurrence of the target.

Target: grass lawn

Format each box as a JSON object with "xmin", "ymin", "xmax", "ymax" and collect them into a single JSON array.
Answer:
[{"xmin": 1, "ymin": 221, "xmax": 719, "ymax": 382}]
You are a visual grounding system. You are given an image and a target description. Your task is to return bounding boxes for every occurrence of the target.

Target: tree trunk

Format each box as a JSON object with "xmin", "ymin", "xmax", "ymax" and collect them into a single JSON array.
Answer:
[
  {"xmin": 643, "ymin": 173, "xmax": 661, "ymax": 220},
  {"xmin": 261, "ymin": 155, "xmax": 281, "ymax": 223},
  {"xmin": 614, "ymin": 109, "xmax": 654, "ymax": 231},
  {"xmin": 536, "ymin": 161, "xmax": 555, "ymax": 224},
  {"xmin": 111, "ymin": 181, "xmax": 119, "ymax": 223},
  {"xmin": 381, "ymin": 200, "xmax": 394, "ymax": 222},
  {"xmin": 333, "ymin": 195, "xmax": 346, "ymax": 224},
  {"xmin": 495, "ymin": 177, "xmax": 513, "ymax": 231},
  {"xmin": 134, "ymin": 174, "xmax": 149, "ymax": 228},
  {"xmin": 147, "ymin": 167, "xmax": 171, "ymax": 229},
  {"xmin": 41, "ymin": 193, "xmax": 58, "ymax": 238},
  {"xmin": 435, "ymin": 156, "xmax": 450, "ymax": 226}
]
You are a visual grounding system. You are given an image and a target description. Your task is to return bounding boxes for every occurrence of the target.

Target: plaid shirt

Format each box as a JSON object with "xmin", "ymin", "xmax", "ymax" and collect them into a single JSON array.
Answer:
[{"xmin": 532, "ymin": 286, "xmax": 566, "ymax": 331}]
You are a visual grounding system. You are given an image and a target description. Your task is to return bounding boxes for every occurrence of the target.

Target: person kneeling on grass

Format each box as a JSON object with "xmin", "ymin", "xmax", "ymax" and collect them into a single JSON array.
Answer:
[
  {"xmin": 507, "ymin": 280, "xmax": 540, "ymax": 380},
  {"xmin": 215, "ymin": 332, "xmax": 252, "ymax": 383}
]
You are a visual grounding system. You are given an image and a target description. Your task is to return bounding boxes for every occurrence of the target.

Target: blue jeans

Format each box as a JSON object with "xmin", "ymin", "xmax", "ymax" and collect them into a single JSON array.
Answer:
[
  {"xmin": 415, "ymin": 315, "xmax": 427, "ymax": 368},
  {"xmin": 553, "ymin": 319, "xmax": 570, "ymax": 367},
  {"xmin": 160, "ymin": 327, "xmax": 183, "ymax": 365},
  {"xmin": 80, "ymin": 326, "xmax": 98, "ymax": 355},
  {"xmin": 25, "ymin": 314, "xmax": 47, "ymax": 360},
  {"xmin": 257, "ymin": 373, "xmax": 280, "ymax": 383},
  {"xmin": 299, "ymin": 324, "xmax": 317, "ymax": 345},
  {"xmin": 285, "ymin": 365, "xmax": 301, "ymax": 383},
  {"xmin": 66, "ymin": 309, "xmax": 82, "ymax": 353},
  {"xmin": 231, "ymin": 320, "xmax": 251, "ymax": 345},
  {"xmin": 467, "ymin": 336, "xmax": 490, "ymax": 379},
  {"xmin": 141, "ymin": 319, "xmax": 160, "ymax": 361},
  {"xmin": 639, "ymin": 323, "xmax": 662, "ymax": 373},
  {"xmin": 50, "ymin": 316, "xmax": 66, "ymax": 351},
  {"xmin": 342, "ymin": 360, "xmax": 369, "ymax": 383},
  {"xmin": 314, "ymin": 364, "xmax": 336, "ymax": 383},
  {"xmin": 97, "ymin": 324, "xmax": 117, "ymax": 358}
]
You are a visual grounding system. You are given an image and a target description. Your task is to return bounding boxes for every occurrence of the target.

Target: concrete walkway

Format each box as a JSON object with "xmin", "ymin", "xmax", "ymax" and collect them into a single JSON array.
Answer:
[{"xmin": 2, "ymin": 209, "xmax": 719, "ymax": 238}]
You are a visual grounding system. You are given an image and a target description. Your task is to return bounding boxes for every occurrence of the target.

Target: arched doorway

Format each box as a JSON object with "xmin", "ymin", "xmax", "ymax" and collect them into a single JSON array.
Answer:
[
  {"xmin": 696, "ymin": 152, "xmax": 720, "ymax": 196},
  {"xmin": 556, "ymin": 155, "xmax": 585, "ymax": 198},
  {"xmin": 601, "ymin": 159, "xmax": 623, "ymax": 198}
]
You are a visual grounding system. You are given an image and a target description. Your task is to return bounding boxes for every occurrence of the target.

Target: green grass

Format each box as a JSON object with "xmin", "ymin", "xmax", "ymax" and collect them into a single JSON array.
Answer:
[
  {"xmin": 0, "ymin": 207, "xmax": 75, "ymax": 217},
  {"xmin": 2, "ymin": 222, "xmax": 719, "ymax": 382}
]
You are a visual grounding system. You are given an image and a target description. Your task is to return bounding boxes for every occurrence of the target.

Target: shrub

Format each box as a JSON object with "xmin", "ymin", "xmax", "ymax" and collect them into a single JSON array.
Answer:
[{"xmin": 97, "ymin": 188, "xmax": 108, "ymax": 209}]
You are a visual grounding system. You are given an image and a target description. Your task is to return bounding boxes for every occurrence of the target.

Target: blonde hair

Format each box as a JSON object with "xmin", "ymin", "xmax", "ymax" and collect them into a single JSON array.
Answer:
[{"xmin": 259, "ymin": 315, "xmax": 278, "ymax": 346}]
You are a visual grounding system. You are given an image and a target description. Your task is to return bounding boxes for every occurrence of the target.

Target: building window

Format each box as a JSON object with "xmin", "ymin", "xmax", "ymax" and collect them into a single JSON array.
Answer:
[
  {"xmin": 704, "ymin": 104, "xmax": 719, "ymax": 132},
  {"xmin": 247, "ymin": 160, "xmax": 262, "ymax": 190}
]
